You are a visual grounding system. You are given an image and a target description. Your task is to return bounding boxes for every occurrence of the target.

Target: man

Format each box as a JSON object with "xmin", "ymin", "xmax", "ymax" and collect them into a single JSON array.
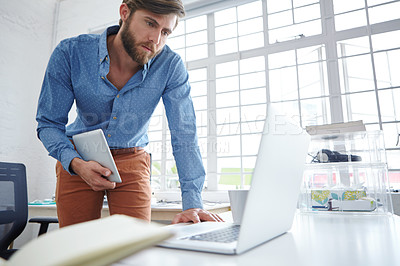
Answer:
[{"xmin": 36, "ymin": 0, "xmax": 222, "ymax": 227}]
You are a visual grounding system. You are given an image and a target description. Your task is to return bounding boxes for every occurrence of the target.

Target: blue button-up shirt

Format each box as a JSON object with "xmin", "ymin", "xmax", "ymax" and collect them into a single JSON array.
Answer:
[{"xmin": 36, "ymin": 26, "xmax": 205, "ymax": 210}]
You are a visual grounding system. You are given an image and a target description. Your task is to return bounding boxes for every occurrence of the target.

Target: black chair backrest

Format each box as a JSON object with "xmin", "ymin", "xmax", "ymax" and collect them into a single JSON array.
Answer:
[{"xmin": 0, "ymin": 162, "xmax": 28, "ymax": 251}]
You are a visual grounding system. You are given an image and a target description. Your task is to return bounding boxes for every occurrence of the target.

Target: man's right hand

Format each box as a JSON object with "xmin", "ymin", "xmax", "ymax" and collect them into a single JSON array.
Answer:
[{"xmin": 70, "ymin": 157, "xmax": 116, "ymax": 191}]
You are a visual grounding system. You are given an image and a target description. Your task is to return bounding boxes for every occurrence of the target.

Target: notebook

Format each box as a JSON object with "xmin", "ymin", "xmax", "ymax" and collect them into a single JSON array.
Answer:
[
  {"xmin": 72, "ymin": 129, "xmax": 122, "ymax": 183},
  {"xmin": 158, "ymin": 105, "xmax": 310, "ymax": 255}
]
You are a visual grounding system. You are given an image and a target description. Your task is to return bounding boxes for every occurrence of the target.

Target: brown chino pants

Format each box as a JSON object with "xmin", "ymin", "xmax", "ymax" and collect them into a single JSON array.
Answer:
[{"xmin": 55, "ymin": 149, "xmax": 152, "ymax": 228}]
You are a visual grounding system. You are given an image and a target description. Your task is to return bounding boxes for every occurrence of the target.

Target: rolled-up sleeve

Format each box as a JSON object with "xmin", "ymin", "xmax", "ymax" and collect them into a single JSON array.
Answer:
[
  {"xmin": 36, "ymin": 41, "xmax": 81, "ymax": 174},
  {"xmin": 162, "ymin": 55, "xmax": 205, "ymax": 211}
]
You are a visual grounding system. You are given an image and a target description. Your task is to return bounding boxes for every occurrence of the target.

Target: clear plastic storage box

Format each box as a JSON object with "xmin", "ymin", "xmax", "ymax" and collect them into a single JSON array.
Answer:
[{"xmin": 299, "ymin": 130, "xmax": 393, "ymax": 214}]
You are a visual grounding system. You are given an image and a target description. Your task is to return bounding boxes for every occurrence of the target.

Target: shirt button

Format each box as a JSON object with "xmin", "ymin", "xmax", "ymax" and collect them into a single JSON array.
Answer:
[
  {"xmin": 113, "ymin": 116, "xmax": 117, "ymax": 120},
  {"xmin": 106, "ymin": 56, "xmax": 108, "ymax": 61},
  {"xmin": 116, "ymin": 94, "xmax": 120, "ymax": 98},
  {"xmin": 107, "ymin": 134, "xmax": 111, "ymax": 137},
  {"xmin": 101, "ymin": 76, "xmax": 105, "ymax": 80}
]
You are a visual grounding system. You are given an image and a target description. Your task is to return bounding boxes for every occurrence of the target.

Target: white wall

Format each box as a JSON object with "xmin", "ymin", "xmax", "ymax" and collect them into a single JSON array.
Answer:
[
  {"xmin": 0, "ymin": 0, "xmax": 58, "ymax": 202},
  {"xmin": 0, "ymin": 0, "xmax": 200, "ymax": 203},
  {"xmin": 55, "ymin": 0, "xmax": 121, "ymax": 44}
]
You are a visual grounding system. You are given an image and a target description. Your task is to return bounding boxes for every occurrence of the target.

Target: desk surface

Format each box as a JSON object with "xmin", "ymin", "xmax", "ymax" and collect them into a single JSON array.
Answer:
[
  {"xmin": 113, "ymin": 213, "xmax": 400, "ymax": 266},
  {"xmin": 28, "ymin": 202, "xmax": 230, "ymax": 222}
]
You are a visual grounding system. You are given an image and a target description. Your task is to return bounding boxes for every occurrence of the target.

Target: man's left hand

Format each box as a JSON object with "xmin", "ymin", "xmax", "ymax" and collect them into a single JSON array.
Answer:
[{"xmin": 172, "ymin": 208, "xmax": 224, "ymax": 224}]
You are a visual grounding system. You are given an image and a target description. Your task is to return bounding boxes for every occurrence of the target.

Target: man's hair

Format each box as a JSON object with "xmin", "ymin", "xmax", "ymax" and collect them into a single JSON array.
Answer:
[{"xmin": 119, "ymin": 0, "xmax": 185, "ymax": 28}]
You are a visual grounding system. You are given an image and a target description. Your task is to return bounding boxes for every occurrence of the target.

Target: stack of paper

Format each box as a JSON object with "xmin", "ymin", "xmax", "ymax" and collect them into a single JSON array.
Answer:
[{"xmin": 0, "ymin": 215, "xmax": 173, "ymax": 266}]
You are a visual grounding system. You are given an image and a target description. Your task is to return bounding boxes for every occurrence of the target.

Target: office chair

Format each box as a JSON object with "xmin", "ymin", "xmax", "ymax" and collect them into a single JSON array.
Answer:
[{"xmin": 0, "ymin": 162, "xmax": 58, "ymax": 260}]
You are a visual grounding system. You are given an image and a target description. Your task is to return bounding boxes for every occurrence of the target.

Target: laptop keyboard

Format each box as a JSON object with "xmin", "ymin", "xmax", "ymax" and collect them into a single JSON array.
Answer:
[{"xmin": 184, "ymin": 225, "xmax": 240, "ymax": 243}]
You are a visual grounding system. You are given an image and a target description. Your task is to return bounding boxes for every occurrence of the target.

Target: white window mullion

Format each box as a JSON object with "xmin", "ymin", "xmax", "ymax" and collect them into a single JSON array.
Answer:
[
  {"xmin": 322, "ymin": 0, "xmax": 344, "ymax": 123},
  {"xmin": 161, "ymin": 109, "xmax": 168, "ymax": 190},
  {"xmin": 364, "ymin": 0, "xmax": 383, "ymax": 130},
  {"xmin": 207, "ymin": 13, "xmax": 218, "ymax": 191}
]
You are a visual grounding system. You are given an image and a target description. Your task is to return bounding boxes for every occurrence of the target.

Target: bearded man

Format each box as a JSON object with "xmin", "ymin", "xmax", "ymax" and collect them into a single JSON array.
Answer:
[{"xmin": 36, "ymin": 0, "xmax": 222, "ymax": 227}]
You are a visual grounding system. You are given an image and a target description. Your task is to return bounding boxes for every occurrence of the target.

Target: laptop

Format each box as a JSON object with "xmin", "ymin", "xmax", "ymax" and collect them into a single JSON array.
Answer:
[
  {"xmin": 158, "ymin": 105, "xmax": 310, "ymax": 255},
  {"xmin": 72, "ymin": 129, "xmax": 122, "ymax": 183}
]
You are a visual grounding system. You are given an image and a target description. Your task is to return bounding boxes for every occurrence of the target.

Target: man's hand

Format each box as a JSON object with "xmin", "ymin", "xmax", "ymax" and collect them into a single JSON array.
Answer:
[
  {"xmin": 70, "ymin": 157, "xmax": 116, "ymax": 191},
  {"xmin": 172, "ymin": 208, "xmax": 224, "ymax": 224}
]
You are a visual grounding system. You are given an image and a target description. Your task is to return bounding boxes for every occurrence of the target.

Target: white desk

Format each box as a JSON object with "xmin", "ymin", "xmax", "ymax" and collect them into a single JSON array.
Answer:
[
  {"xmin": 27, "ymin": 202, "xmax": 230, "ymax": 222},
  {"xmin": 113, "ymin": 213, "xmax": 400, "ymax": 266}
]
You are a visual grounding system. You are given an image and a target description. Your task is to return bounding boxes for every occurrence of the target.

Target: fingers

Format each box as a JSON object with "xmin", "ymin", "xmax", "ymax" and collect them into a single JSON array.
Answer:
[
  {"xmin": 172, "ymin": 208, "xmax": 225, "ymax": 224},
  {"xmin": 198, "ymin": 210, "xmax": 224, "ymax": 222},
  {"xmin": 77, "ymin": 161, "xmax": 116, "ymax": 191}
]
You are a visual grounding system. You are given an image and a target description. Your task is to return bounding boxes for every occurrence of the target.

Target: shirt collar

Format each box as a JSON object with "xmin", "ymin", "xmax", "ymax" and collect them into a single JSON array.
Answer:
[{"xmin": 98, "ymin": 25, "xmax": 155, "ymax": 72}]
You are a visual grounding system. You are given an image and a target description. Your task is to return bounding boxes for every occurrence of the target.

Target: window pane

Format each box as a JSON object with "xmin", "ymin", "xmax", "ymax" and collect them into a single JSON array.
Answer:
[
  {"xmin": 148, "ymin": 130, "xmax": 162, "ymax": 142},
  {"xmin": 294, "ymin": 4, "xmax": 320, "ymax": 23},
  {"xmin": 237, "ymin": 1, "xmax": 262, "ymax": 21},
  {"xmin": 196, "ymin": 110, "xmax": 207, "ymax": 126},
  {"xmin": 215, "ymin": 23, "xmax": 237, "ymax": 41},
  {"xmin": 149, "ymin": 115, "xmax": 163, "ymax": 131},
  {"xmin": 186, "ymin": 15, "xmax": 207, "ymax": 33},
  {"xmin": 241, "ymin": 104, "xmax": 267, "ymax": 122},
  {"xmin": 167, "ymin": 35, "xmax": 185, "ymax": 49},
  {"xmin": 386, "ymin": 150, "xmax": 400, "ymax": 169},
  {"xmin": 267, "ymin": 0, "xmax": 292, "ymax": 13},
  {"xmin": 241, "ymin": 120, "xmax": 265, "ymax": 134},
  {"xmin": 382, "ymin": 123, "xmax": 400, "ymax": 149},
  {"xmin": 192, "ymin": 96, "xmax": 207, "ymax": 111},
  {"xmin": 342, "ymin": 92, "xmax": 379, "ymax": 123},
  {"xmin": 186, "ymin": 44, "xmax": 208, "ymax": 61},
  {"xmin": 216, "ymin": 76, "xmax": 240, "ymax": 93},
  {"xmin": 198, "ymin": 137, "xmax": 208, "ymax": 154},
  {"xmin": 240, "ymin": 72, "xmax": 266, "ymax": 90},
  {"xmin": 301, "ymin": 97, "xmax": 331, "ymax": 126},
  {"xmin": 298, "ymin": 62, "xmax": 328, "ymax": 98},
  {"xmin": 188, "ymin": 68, "xmax": 207, "ymax": 82},
  {"xmin": 217, "ymin": 123, "xmax": 240, "ymax": 136},
  {"xmin": 297, "ymin": 45, "xmax": 325, "ymax": 64},
  {"xmin": 241, "ymin": 87, "xmax": 267, "ymax": 105},
  {"xmin": 268, "ymin": 10, "xmax": 293, "ymax": 29},
  {"xmin": 218, "ymin": 174, "xmax": 241, "ymax": 189},
  {"xmin": 372, "ymin": 30, "xmax": 400, "ymax": 51},
  {"xmin": 172, "ymin": 22, "xmax": 185, "ymax": 36},
  {"xmin": 196, "ymin": 110, "xmax": 207, "ymax": 128},
  {"xmin": 269, "ymin": 19, "xmax": 321, "ymax": 43},
  {"xmin": 272, "ymin": 101, "xmax": 300, "ymax": 120},
  {"xmin": 268, "ymin": 51, "xmax": 296, "ymax": 69},
  {"xmin": 242, "ymin": 134, "xmax": 262, "ymax": 155},
  {"xmin": 338, "ymin": 55, "xmax": 375, "ymax": 93},
  {"xmin": 216, "ymin": 91, "xmax": 240, "ymax": 108},
  {"xmin": 333, "ymin": 0, "xmax": 365, "ymax": 14},
  {"xmin": 269, "ymin": 66, "xmax": 298, "ymax": 101},
  {"xmin": 217, "ymin": 107, "xmax": 240, "ymax": 124},
  {"xmin": 374, "ymin": 50, "xmax": 400, "ymax": 89},
  {"xmin": 216, "ymin": 61, "xmax": 239, "ymax": 78},
  {"xmin": 215, "ymin": 7, "xmax": 237, "ymax": 27},
  {"xmin": 337, "ymin": 37, "xmax": 370, "ymax": 57},
  {"xmin": 217, "ymin": 157, "xmax": 241, "ymax": 173},
  {"xmin": 335, "ymin": 10, "xmax": 367, "ymax": 31},
  {"xmin": 369, "ymin": 2, "xmax": 400, "ymax": 24},
  {"xmin": 238, "ymin": 17, "xmax": 263, "ymax": 36},
  {"xmin": 240, "ymin": 56, "xmax": 265, "ymax": 74},
  {"xmin": 217, "ymin": 135, "xmax": 241, "ymax": 156},
  {"xmin": 293, "ymin": 0, "xmax": 319, "ymax": 8},
  {"xmin": 190, "ymin": 81, "xmax": 207, "ymax": 97},
  {"xmin": 216, "ymin": 38, "xmax": 238, "ymax": 55},
  {"xmin": 379, "ymin": 89, "xmax": 400, "ymax": 122},
  {"xmin": 239, "ymin": 32, "xmax": 264, "ymax": 51},
  {"xmin": 186, "ymin": 30, "xmax": 207, "ymax": 47}
]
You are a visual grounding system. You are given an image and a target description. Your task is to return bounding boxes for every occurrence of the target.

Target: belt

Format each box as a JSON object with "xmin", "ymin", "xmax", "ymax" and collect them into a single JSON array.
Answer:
[{"xmin": 110, "ymin": 147, "xmax": 144, "ymax": 156}]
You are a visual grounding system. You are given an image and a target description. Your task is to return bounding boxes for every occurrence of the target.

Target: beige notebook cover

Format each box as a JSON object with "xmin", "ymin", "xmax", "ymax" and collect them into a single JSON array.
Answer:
[{"xmin": 0, "ymin": 215, "xmax": 173, "ymax": 266}]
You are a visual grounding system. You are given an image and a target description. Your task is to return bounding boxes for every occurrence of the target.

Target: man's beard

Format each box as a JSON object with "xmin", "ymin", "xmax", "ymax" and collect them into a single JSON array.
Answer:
[{"xmin": 120, "ymin": 23, "xmax": 159, "ymax": 66}]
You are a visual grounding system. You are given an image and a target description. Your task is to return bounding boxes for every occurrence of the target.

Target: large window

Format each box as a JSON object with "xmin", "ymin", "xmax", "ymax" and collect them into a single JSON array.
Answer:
[{"xmin": 148, "ymin": 0, "xmax": 400, "ymax": 195}]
